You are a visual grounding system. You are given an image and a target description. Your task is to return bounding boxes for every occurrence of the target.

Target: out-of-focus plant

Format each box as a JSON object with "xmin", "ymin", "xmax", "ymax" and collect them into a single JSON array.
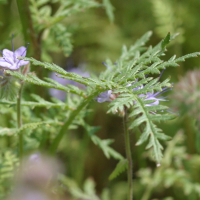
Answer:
[
  {"xmin": 59, "ymin": 174, "xmax": 110, "ymax": 200},
  {"xmin": 138, "ymin": 131, "xmax": 200, "ymax": 200},
  {"xmin": 171, "ymin": 69, "xmax": 200, "ymax": 126},
  {"xmin": 171, "ymin": 69, "xmax": 200, "ymax": 153},
  {"xmin": 150, "ymin": 0, "xmax": 184, "ymax": 44},
  {"xmin": 16, "ymin": 0, "xmax": 114, "ymax": 63},
  {"xmin": 0, "ymin": 151, "xmax": 19, "ymax": 198},
  {"xmin": 6, "ymin": 154, "xmax": 60, "ymax": 200}
]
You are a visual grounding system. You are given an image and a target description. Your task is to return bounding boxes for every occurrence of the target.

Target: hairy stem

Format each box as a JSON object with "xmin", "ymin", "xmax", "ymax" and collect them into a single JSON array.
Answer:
[
  {"xmin": 123, "ymin": 106, "xmax": 133, "ymax": 200},
  {"xmin": 17, "ymin": 83, "xmax": 24, "ymax": 160},
  {"xmin": 49, "ymin": 91, "xmax": 101, "ymax": 155}
]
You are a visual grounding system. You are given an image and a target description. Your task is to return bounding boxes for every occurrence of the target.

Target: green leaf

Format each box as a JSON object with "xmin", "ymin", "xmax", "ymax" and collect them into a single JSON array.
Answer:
[
  {"xmin": 161, "ymin": 32, "xmax": 170, "ymax": 50},
  {"xmin": 0, "ymin": 94, "xmax": 74, "ymax": 110},
  {"xmin": 0, "ymin": 121, "xmax": 57, "ymax": 136},
  {"xmin": 128, "ymin": 97, "xmax": 171, "ymax": 164},
  {"xmin": 91, "ymin": 136, "xmax": 123, "ymax": 160},
  {"xmin": 59, "ymin": 175, "xmax": 100, "ymax": 200},
  {"xmin": 6, "ymin": 68, "xmax": 86, "ymax": 97},
  {"xmin": 50, "ymin": 24, "xmax": 73, "ymax": 56},
  {"xmin": 149, "ymin": 114, "xmax": 176, "ymax": 122},
  {"xmin": 103, "ymin": 0, "xmax": 115, "ymax": 22},
  {"xmin": 175, "ymin": 52, "xmax": 200, "ymax": 62},
  {"xmin": 0, "ymin": 127, "xmax": 16, "ymax": 136},
  {"xmin": 109, "ymin": 159, "xmax": 128, "ymax": 180}
]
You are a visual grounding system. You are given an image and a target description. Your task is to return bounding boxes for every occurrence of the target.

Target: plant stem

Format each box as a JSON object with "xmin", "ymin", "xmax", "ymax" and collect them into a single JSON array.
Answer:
[
  {"xmin": 17, "ymin": 83, "xmax": 24, "ymax": 160},
  {"xmin": 49, "ymin": 91, "xmax": 102, "ymax": 155},
  {"xmin": 16, "ymin": 0, "xmax": 44, "ymax": 85},
  {"xmin": 141, "ymin": 183, "xmax": 153, "ymax": 200},
  {"xmin": 16, "ymin": 0, "xmax": 42, "ymax": 61},
  {"xmin": 74, "ymin": 131, "xmax": 90, "ymax": 185},
  {"xmin": 123, "ymin": 106, "xmax": 133, "ymax": 200}
]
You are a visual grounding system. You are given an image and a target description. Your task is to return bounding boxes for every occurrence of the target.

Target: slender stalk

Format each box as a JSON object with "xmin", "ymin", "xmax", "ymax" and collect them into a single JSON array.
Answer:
[
  {"xmin": 16, "ymin": 0, "xmax": 44, "ymax": 83},
  {"xmin": 17, "ymin": 82, "xmax": 24, "ymax": 160},
  {"xmin": 76, "ymin": 131, "xmax": 90, "ymax": 185},
  {"xmin": 49, "ymin": 91, "xmax": 102, "ymax": 155},
  {"xmin": 123, "ymin": 106, "xmax": 133, "ymax": 200},
  {"xmin": 16, "ymin": 0, "xmax": 42, "ymax": 61},
  {"xmin": 141, "ymin": 183, "xmax": 153, "ymax": 200}
]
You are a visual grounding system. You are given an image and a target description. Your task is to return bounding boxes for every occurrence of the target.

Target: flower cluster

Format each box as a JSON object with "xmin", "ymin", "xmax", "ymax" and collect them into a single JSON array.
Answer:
[
  {"xmin": 96, "ymin": 63, "xmax": 171, "ymax": 108},
  {"xmin": 96, "ymin": 84, "xmax": 170, "ymax": 107}
]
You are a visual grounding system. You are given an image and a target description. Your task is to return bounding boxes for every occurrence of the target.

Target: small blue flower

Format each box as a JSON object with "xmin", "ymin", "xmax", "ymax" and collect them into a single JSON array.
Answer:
[
  {"xmin": 140, "ymin": 87, "xmax": 170, "ymax": 106},
  {"xmin": 95, "ymin": 90, "xmax": 113, "ymax": 103},
  {"xmin": 0, "ymin": 36, "xmax": 29, "ymax": 70},
  {"xmin": 96, "ymin": 63, "xmax": 171, "ymax": 106},
  {"xmin": 95, "ymin": 84, "xmax": 171, "ymax": 106}
]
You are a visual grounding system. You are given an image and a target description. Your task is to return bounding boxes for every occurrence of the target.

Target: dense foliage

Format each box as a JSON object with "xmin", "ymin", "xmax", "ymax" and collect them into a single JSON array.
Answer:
[{"xmin": 0, "ymin": 0, "xmax": 200, "ymax": 200}]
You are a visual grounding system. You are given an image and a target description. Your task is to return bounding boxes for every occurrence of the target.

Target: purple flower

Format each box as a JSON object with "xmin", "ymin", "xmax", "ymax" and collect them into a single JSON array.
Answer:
[
  {"xmin": 0, "ymin": 36, "xmax": 29, "ymax": 70},
  {"xmin": 96, "ymin": 63, "xmax": 171, "ymax": 106},
  {"xmin": 140, "ymin": 87, "xmax": 170, "ymax": 106},
  {"xmin": 95, "ymin": 84, "xmax": 171, "ymax": 107},
  {"xmin": 95, "ymin": 90, "xmax": 113, "ymax": 103}
]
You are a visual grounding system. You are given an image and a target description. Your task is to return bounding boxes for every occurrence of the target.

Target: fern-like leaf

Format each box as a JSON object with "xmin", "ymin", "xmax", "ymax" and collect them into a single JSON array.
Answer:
[
  {"xmin": 51, "ymin": 24, "xmax": 72, "ymax": 56},
  {"xmin": 103, "ymin": 0, "xmax": 115, "ymax": 22},
  {"xmin": 91, "ymin": 135, "xmax": 123, "ymax": 160},
  {"xmin": 0, "ymin": 121, "xmax": 57, "ymax": 136},
  {"xmin": 0, "ymin": 94, "xmax": 75, "ymax": 110},
  {"xmin": 109, "ymin": 159, "xmax": 128, "ymax": 180},
  {"xmin": 0, "ymin": 151, "xmax": 19, "ymax": 198}
]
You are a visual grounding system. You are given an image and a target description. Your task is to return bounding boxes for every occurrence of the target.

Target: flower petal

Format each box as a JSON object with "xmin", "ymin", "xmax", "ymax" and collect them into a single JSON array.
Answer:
[
  {"xmin": 0, "ymin": 57, "xmax": 12, "ymax": 68},
  {"xmin": 15, "ymin": 46, "xmax": 27, "ymax": 57},
  {"xmin": 96, "ymin": 90, "xmax": 112, "ymax": 103},
  {"xmin": 6, "ymin": 63, "xmax": 19, "ymax": 70},
  {"xmin": 144, "ymin": 97, "xmax": 159, "ymax": 106},
  {"xmin": 18, "ymin": 60, "xmax": 29, "ymax": 66},
  {"xmin": 2, "ymin": 49, "xmax": 14, "ymax": 64}
]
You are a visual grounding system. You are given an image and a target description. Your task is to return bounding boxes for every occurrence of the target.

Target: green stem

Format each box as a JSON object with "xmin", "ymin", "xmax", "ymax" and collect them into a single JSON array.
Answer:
[
  {"xmin": 16, "ymin": 0, "xmax": 42, "ymax": 60},
  {"xmin": 141, "ymin": 183, "xmax": 153, "ymax": 200},
  {"xmin": 123, "ymin": 106, "xmax": 133, "ymax": 200},
  {"xmin": 16, "ymin": 0, "xmax": 44, "ymax": 84},
  {"xmin": 74, "ymin": 131, "xmax": 90, "ymax": 185},
  {"xmin": 17, "ymin": 83, "xmax": 24, "ymax": 160},
  {"xmin": 49, "ymin": 91, "xmax": 101, "ymax": 155}
]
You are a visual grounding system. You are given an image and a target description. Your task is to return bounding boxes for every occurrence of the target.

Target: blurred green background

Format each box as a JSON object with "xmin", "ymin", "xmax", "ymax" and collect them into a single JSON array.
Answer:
[{"xmin": 0, "ymin": 0, "xmax": 200, "ymax": 199}]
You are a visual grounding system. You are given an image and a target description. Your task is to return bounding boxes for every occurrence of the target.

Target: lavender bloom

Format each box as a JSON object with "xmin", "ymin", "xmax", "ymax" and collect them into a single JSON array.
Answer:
[
  {"xmin": 95, "ymin": 84, "xmax": 170, "ymax": 107},
  {"xmin": 0, "ymin": 47, "xmax": 29, "ymax": 70},
  {"xmin": 140, "ymin": 87, "xmax": 170, "ymax": 106},
  {"xmin": 0, "ymin": 36, "xmax": 29, "ymax": 70},
  {"xmin": 96, "ymin": 62, "xmax": 171, "ymax": 106},
  {"xmin": 95, "ymin": 90, "xmax": 113, "ymax": 103}
]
